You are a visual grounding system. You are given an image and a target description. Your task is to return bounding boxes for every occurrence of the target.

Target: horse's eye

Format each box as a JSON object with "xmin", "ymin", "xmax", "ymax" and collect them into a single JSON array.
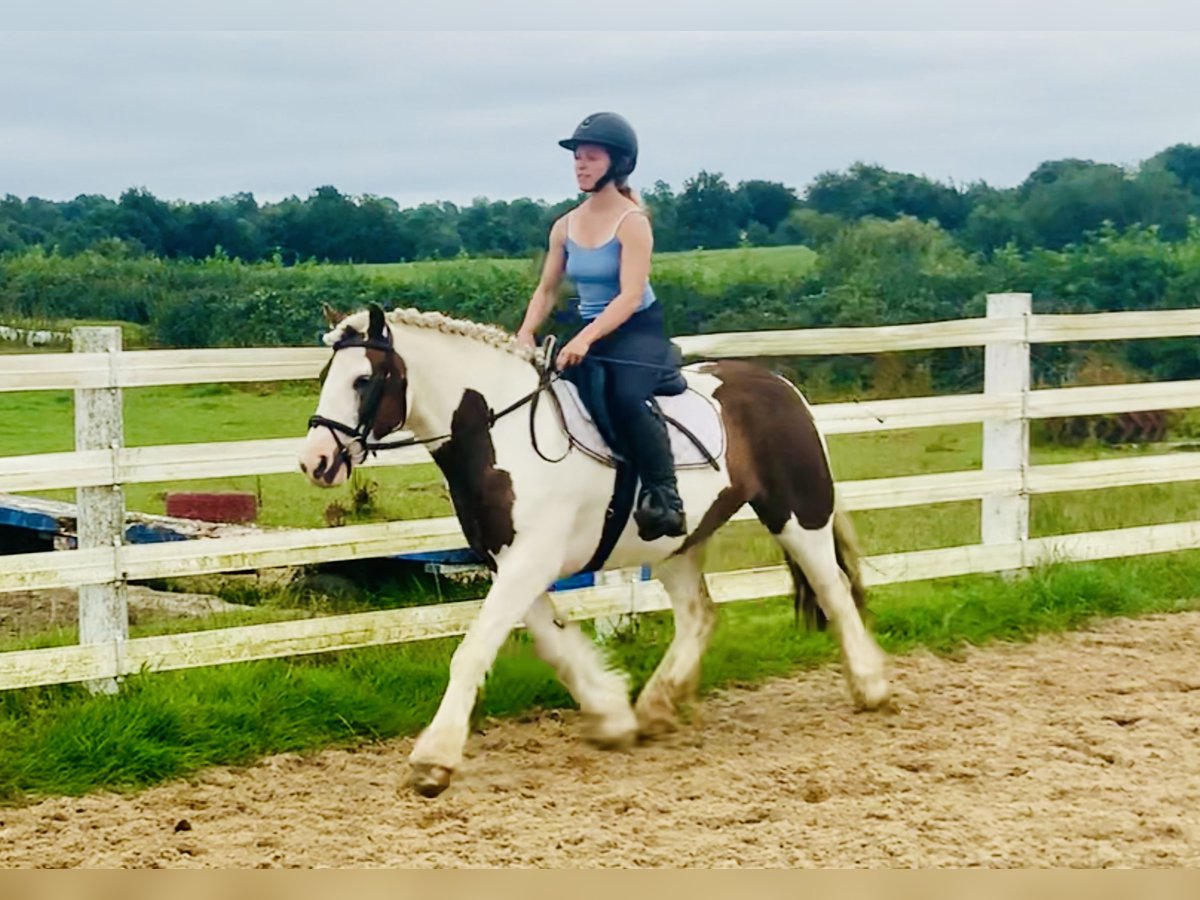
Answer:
[{"xmin": 354, "ymin": 375, "xmax": 371, "ymax": 390}]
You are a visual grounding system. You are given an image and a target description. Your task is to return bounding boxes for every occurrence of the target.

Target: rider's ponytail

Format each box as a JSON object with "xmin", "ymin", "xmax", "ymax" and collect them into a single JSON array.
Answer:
[{"xmin": 616, "ymin": 180, "xmax": 644, "ymax": 210}]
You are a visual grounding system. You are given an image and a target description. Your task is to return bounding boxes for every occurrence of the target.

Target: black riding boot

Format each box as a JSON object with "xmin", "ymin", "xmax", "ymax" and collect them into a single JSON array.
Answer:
[{"xmin": 627, "ymin": 407, "xmax": 687, "ymax": 542}]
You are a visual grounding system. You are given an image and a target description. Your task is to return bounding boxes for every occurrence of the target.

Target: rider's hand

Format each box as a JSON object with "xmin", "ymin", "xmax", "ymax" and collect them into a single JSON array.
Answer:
[
  {"xmin": 556, "ymin": 335, "xmax": 591, "ymax": 369},
  {"xmin": 516, "ymin": 329, "xmax": 537, "ymax": 349}
]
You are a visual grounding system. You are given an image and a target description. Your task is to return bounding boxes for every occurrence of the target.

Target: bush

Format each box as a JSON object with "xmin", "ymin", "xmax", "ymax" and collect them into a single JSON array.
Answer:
[{"xmin": 2, "ymin": 220, "xmax": 1195, "ymax": 393}]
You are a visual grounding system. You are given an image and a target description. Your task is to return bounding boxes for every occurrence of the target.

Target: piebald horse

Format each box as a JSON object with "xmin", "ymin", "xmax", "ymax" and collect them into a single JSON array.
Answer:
[{"xmin": 298, "ymin": 303, "xmax": 890, "ymax": 797}]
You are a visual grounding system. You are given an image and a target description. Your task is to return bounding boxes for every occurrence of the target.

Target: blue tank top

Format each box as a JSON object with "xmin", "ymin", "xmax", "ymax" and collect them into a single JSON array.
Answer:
[{"xmin": 563, "ymin": 210, "xmax": 656, "ymax": 321}]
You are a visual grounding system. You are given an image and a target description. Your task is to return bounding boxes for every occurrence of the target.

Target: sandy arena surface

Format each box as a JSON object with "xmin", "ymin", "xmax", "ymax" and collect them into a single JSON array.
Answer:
[{"xmin": 1, "ymin": 611, "xmax": 1198, "ymax": 868}]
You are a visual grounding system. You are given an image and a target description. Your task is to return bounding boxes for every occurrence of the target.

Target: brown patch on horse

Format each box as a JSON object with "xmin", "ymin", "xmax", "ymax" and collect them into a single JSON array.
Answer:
[
  {"xmin": 701, "ymin": 360, "xmax": 834, "ymax": 534},
  {"xmin": 675, "ymin": 486, "xmax": 747, "ymax": 555},
  {"xmin": 364, "ymin": 347, "xmax": 408, "ymax": 439},
  {"xmin": 694, "ymin": 360, "xmax": 847, "ymax": 630},
  {"xmin": 430, "ymin": 389, "xmax": 516, "ymax": 570}
]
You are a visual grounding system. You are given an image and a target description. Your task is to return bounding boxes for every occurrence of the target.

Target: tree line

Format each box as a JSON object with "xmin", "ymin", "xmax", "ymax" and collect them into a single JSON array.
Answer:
[
  {"xmin": 3, "ymin": 144, "xmax": 1200, "ymax": 263},
  {"xmin": 4, "ymin": 213, "xmax": 1197, "ymax": 392}
]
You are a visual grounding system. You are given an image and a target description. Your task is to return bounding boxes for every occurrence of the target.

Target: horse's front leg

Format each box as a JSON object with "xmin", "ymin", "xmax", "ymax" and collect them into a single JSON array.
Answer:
[{"xmin": 408, "ymin": 552, "xmax": 561, "ymax": 798}]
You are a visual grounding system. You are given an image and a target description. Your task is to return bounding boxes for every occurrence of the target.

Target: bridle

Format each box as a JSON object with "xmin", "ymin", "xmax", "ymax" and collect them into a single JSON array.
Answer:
[
  {"xmin": 306, "ymin": 332, "xmax": 570, "ymax": 481},
  {"xmin": 306, "ymin": 333, "xmax": 406, "ymax": 478}
]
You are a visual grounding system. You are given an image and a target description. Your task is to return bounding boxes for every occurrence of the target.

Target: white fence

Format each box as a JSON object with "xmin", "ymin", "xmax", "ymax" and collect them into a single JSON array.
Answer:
[{"xmin": 0, "ymin": 293, "xmax": 1198, "ymax": 693}]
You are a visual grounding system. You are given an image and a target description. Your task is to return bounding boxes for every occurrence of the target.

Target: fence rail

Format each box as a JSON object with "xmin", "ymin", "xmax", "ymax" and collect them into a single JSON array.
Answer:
[
  {"xmin": 3, "ymin": 307, "xmax": 1198, "ymax": 393},
  {"xmin": 5, "ymin": 450, "xmax": 1200, "ymax": 596},
  {"xmin": 3, "ymin": 379, "xmax": 1197, "ymax": 493},
  {"xmin": 0, "ymin": 294, "xmax": 1198, "ymax": 693}
]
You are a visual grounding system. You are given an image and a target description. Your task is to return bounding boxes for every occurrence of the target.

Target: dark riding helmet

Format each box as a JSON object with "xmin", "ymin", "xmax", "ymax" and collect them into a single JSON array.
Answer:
[{"xmin": 559, "ymin": 112, "xmax": 638, "ymax": 189}]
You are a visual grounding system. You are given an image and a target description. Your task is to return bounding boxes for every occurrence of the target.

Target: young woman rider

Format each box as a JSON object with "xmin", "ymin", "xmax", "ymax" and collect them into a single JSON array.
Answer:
[{"xmin": 516, "ymin": 112, "xmax": 686, "ymax": 542}]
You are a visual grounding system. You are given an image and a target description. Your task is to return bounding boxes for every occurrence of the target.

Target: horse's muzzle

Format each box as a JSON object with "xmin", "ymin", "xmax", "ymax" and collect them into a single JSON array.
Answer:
[{"xmin": 299, "ymin": 446, "xmax": 353, "ymax": 488}]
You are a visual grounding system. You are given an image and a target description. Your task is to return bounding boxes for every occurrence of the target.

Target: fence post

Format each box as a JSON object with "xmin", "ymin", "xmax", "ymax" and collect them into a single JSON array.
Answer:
[
  {"xmin": 981, "ymin": 293, "xmax": 1031, "ymax": 571},
  {"xmin": 591, "ymin": 568, "xmax": 630, "ymax": 641},
  {"xmin": 73, "ymin": 326, "xmax": 127, "ymax": 694}
]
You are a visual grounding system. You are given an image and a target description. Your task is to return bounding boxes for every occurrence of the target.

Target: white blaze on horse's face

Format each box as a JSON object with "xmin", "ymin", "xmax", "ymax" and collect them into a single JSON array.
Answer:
[{"xmin": 298, "ymin": 343, "xmax": 373, "ymax": 488}]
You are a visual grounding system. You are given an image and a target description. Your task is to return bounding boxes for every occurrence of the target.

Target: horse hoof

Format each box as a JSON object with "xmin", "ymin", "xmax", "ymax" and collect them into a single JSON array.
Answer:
[
  {"xmin": 409, "ymin": 763, "xmax": 453, "ymax": 798},
  {"xmin": 635, "ymin": 707, "xmax": 679, "ymax": 740},
  {"xmin": 851, "ymin": 674, "xmax": 892, "ymax": 712},
  {"xmin": 634, "ymin": 686, "xmax": 680, "ymax": 739},
  {"xmin": 582, "ymin": 712, "xmax": 638, "ymax": 750}
]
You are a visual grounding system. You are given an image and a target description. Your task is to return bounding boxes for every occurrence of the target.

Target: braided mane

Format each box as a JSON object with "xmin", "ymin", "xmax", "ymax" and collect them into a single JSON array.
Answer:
[{"xmin": 323, "ymin": 306, "xmax": 538, "ymax": 363}]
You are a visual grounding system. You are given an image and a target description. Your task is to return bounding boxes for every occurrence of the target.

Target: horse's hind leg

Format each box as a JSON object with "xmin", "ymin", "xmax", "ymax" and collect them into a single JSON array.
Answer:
[
  {"xmin": 635, "ymin": 545, "xmax": 717, "ymax": 738},
  {"xmin": 773, "ymin": 514, "xmax": 890, "ymax": 710},
  {"xmin": 523, "ymin": 593, "xmax": 638, "ymax": 749}
]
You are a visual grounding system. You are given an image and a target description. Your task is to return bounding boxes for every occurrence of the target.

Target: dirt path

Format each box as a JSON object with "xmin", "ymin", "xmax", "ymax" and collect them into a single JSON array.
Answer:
[{"xmin": 2, "ymin": 611, "xmax": 1199, "ymax": 868}]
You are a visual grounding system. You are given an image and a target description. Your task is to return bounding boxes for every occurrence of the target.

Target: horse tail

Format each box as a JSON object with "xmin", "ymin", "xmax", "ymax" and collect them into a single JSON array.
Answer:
[
  {"xmin": 788, "ymin": 502, "xmax": 866, "ymax": 630},
  {"xmin": 832, "ymin": 503, "xmax": 867, "ymax": 612},
  {"xmin": 786, "ymin": 556, "xmax": 824, "ymax": 631}
]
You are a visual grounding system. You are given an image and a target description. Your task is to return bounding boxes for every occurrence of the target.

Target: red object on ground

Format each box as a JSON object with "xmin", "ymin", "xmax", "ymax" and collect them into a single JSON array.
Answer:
[{"xmin": 165, "ymin": 492, "xmax": 258, "ymax": 523}]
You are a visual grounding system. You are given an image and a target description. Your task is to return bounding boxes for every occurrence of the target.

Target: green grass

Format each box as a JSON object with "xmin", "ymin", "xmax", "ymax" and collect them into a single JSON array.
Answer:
[
  {"xmin": 350, "ymin": 244, "xmax": 818, "ymax": 284},
  {"xmin": 0, "ymin": 382, "xmax": 321, "ymax": 455},
  {"xmin": 651, "ymin": 244, "xmax": 819, "ymax": 282},
  {"xmin": 0, "ymin": 382, "xmax": 451, "ymax": 527},
  {"xmin": 351, "ymin": 256, "xmax": 532, "ymax": 281},
  {"xmin": 0, "ymin": 548, "xmax": 1196, "ymax": 804}
]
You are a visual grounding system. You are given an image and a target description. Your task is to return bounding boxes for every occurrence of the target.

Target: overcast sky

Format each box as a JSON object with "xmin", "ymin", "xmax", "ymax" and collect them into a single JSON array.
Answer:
[{"xmin": 3, "ymin": 29, "xmax": 1199, "ymax": 208}]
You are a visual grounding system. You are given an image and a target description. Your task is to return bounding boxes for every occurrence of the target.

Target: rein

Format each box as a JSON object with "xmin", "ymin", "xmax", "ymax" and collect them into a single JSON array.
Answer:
[
  {"xmin": 363, "ymin": 366, "xmax": 567, "ymax": 458},
  {"xmin": 308, "ymin": 329, "xmax": 726, "ymax": 479},
  {"xmin": 582, "ymin": 353, "xmax": 680, "ymax": 372}
]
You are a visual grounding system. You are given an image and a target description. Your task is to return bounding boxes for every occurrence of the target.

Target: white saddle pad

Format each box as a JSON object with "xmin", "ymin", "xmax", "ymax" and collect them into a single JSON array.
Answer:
[{"xmin": 549, "ymin": 378, "xmax": 725, "ymax": 469}]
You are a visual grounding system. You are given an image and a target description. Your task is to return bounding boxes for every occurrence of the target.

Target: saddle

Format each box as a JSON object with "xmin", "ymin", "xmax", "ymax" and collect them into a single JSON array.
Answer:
[
  {"xmin": 551, "ymin": 344, "xmax": 726, "ymax": 470},
  {"xmin": 540, "ymin": 339, "xmax": 726, "ymax": 572}
]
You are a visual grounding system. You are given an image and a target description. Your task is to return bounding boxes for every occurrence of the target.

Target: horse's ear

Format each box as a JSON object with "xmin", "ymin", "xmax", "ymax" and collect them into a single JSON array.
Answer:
[
  {"xmin": 367, "ymin": 303, "xmax": 386, "ymax": 341},
  {"xmin": 321, "ymin": 303, "xmax": 345, "ymax": 328}
]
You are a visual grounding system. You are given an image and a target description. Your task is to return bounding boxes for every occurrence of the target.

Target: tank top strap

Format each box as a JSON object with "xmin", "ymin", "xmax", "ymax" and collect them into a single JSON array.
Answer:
[{"xmin": 607, "ymin": 207, "xmax": 643, "ymax": 242}]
